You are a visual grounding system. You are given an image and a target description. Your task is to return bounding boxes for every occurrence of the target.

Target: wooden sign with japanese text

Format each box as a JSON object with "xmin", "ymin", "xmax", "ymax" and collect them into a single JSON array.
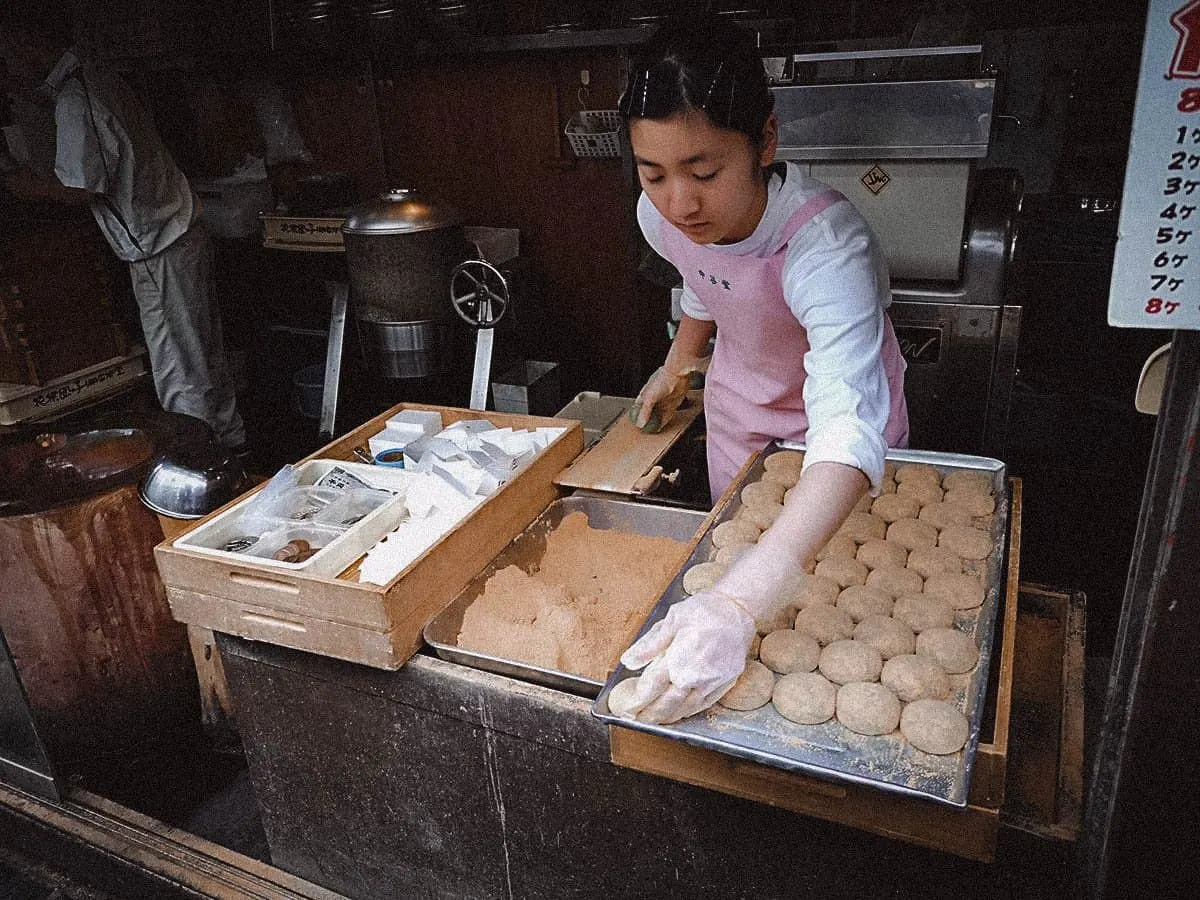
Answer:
[{"xmin": 1110, "ymin": 0, "xmax": 1200, "ymax": 328}]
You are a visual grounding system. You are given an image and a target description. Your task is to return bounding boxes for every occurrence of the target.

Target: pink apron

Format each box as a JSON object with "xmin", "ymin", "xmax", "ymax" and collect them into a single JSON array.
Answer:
[{"xmin": 658, "ymin": 190, "xmax": 909, "ymax": 500}]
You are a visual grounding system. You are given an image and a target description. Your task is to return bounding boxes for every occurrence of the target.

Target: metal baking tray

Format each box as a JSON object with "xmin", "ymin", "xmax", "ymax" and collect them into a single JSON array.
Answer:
[
  {"xmin": 424, "ymin": 495, "xmax": 708, "ymax": 697},
  {"xmin": 592, "ymin": 443, "xmax": 1010, "ymax": 808}
]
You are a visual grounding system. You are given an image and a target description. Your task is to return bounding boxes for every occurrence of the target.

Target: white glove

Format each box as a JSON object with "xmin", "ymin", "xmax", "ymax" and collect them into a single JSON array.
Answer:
[
  {"xmin": 618, "ymin": 589, "xmax": 757, "ymax": 724},
  {"xmin": 629, "ymin": 351, "xmax": 709, "ymax": 433},
  {"xmin": 617, "ymin": 544, "xmax": 809, "ymax": 725}
]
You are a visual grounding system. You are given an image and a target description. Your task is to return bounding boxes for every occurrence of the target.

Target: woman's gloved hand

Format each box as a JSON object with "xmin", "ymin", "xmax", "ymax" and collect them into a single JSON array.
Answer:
[
  {"xmin": 629, "ymin": 353, "xmax": 710, "ymax": 433},
  {"xmin": 618, "ymin": 544, "xmax": 809, "ymax": 724},
  {"xmin": 617, "ymin": 589, "xmax": 757, "ymax": 724}
]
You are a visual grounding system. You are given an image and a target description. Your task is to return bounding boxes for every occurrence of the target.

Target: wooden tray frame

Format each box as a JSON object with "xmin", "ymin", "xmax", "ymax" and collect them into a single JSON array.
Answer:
[{"xmin": 154, "ymin": 403, "xmax": 583, "ymax": 669}]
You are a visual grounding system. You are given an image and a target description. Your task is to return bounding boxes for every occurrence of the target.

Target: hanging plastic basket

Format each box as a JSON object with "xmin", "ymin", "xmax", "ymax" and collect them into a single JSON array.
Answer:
[{"xmin": 564, "ymin": 110, "xmax": 622, "ymax": 159}]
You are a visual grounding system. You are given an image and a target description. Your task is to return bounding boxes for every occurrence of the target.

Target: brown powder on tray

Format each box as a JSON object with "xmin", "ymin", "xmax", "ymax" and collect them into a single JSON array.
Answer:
[{"xmin": 456, "ymin": 511, "xmax": 689, "ymax": 680}]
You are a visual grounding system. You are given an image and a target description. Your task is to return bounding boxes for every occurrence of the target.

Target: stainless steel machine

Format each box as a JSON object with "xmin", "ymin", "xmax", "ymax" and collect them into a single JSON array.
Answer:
[{"xmin": 772, "ymin": 44, "xmax": 1022, "ymax": 459}]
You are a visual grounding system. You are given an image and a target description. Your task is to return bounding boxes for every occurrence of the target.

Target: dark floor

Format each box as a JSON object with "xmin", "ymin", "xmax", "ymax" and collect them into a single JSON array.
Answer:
[{"xmin": 0, "ymin": 844, "xmax": 117, "ymax": 900}]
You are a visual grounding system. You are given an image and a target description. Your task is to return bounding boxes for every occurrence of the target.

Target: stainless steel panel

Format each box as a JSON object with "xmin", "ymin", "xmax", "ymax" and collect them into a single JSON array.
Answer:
[
  {"xmin": 773, "ymin": 78, "xmax": 996, "ymax": 160},
  {"xmin": 593, "ymin": 443, "xmax": 1010, "ymax": 809},
  {"xmin": 424, "ymin": 495, "xmax": 707, "ymax": 697},
  {"xmin": 809, "ymin": 159, "xmax": 970, "ymax": 281},
  {"xmin": 890, "ymin": 299, "xmax": 1004, "ymax": 454}
]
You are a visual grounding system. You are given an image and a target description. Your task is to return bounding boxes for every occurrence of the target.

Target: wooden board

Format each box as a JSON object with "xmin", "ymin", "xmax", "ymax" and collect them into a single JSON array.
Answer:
[
  {"xmin": 553, "ymin": 392, "xmax": 702, "ymax": 494},
  {"xmin": 154, "ymin": 403, "xmax": 584, "ymax": 669}
]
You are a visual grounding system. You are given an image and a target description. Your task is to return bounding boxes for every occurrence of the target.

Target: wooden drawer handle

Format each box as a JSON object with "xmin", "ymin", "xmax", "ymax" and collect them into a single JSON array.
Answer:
[
  {"xmin": 729, "ymin": 759, "xmax": 848, "ymax": 799},
  {"xmin": 229, "ymin": 571, "xmax": 301, "ymax": 594},
  {"xmin": 240, "ymin": 612, "xmax": 307, "ymax": 633}
]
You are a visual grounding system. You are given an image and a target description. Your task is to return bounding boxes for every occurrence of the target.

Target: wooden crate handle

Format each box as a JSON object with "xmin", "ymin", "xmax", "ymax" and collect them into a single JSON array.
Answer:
[
  {"xmin": 229, "ymin": 571, "xmax": 302, "ymax": 594},
  {"xmin": 240, "ymin": 612, "xmax": 309, "ymax": 633}
]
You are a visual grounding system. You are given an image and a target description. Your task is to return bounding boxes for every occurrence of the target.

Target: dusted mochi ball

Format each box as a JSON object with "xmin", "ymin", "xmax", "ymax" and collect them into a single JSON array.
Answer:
[
  {"xmin": 816, "ymin": 534, "xmax": 859, "ymax": 561},
  {"xmin": 871, "ymin": 493, "xmax": 920, "ymax": 523},
  {"xmin": 836, "ymin": 682, "xmax": 901, "ymax": 736},
  {"xmin": 886, "ymin": 518, "xmax": 939, "ymax": 551},
  {"xmin": 607, "ymin": 676, "xmax": 643, "ymax": 719},
  {"xmin": 916, "ymin": 627, "xmax": 980, "ymax": 674},
  {"xmin": 814, "ymin": 556, "xmax": 869, "ymax": 589},
  {"xmin": 772, "ymin": 672, "xmax": 837, "ymax": 725},
  {"xmin": 762, "ymin": 465, "xmax": 800, "ymax": 488},
  {"xmin": 794, "ymin": 604, "xmax": 855, "ymax": 646},
  {"xmin": 837, "ymin": 511, "xmax": 888, "ymax": 543},
  {"xmin": 901, "ymin": 698, "xmax": 969, "ymax": 755},
  {"xmin": 682, "ymin": 561, "xmax": 726, "ymax": 595},
  {"xmin": 818, "ymin": 639, "xmax": 883, "ymax": 685},
  {"xmin": 895, "ymin": 463, "xmax": 941, "ymax": 485},
  {"xmin": 795, "ymin": 575, "xmax": 843, "ymax": 609},
  {"xmin": 923, "ymin": 572, "xmax": 986, "ymax": 610},
  {"xmin": 919, "ymin": 502, "xmax": 975, "ymax": 531},
  {"xmin": 938, "ymin": 525, "xmax": 993, "ymax": 561},
  {"xmin": 905, "ymin": 546, "xmax": 962, "ymax": 578},
  {"xmin": 741, "ymin": 480, "xmax": 785, "ymax": 507},
  {"xmin": 712, "ymin": 542, "xmax": 753, "ymax": 566},
  {"xmin": 896, "ymin": 478, "xmax": 944, "ymax": 507},
  {"xmin": 856, "ymin": 538, "xmax": 909, "ymax": 571},
  {"xmin": 763, "ymin": 449, "xmax": 804, "ymax": 473},
  {"xmin": 717, "ymin": 660, "xmax": 775, "ymax": 711},
  {"xmin": 893, "ymin": 594, "xmax": 956, "ymax": 633},
  {"xmin": 759, "ymin": 629, "xmax": 821, "ymax": 674},
  {"xmin": 836, "ymin": 585, "xmax": 894, "ymax": 622},
  {"xmin": 943, "ymin": 489, "xmax": 996, "ymax": 517},
  {"xmin": 941, "ymin": 470, "xmax": 993, "ymax": 495},
  {"xmin": 866, "ymin": 566, "xmax": 925, "ymax": 599},
  {"xmin": 854, "ymin": 614, "xmax": 916, "ymax": 659},
  {"xmin": 743, "ymin": 501, "xmax": 783, "ymax": 530},
  {"xmin": 881, "ymin": 653, "xmax": 951, "ymax": 702},
  {"xmin": 712, "ymin": 519, "xmax": 762, "ymax": 548}
]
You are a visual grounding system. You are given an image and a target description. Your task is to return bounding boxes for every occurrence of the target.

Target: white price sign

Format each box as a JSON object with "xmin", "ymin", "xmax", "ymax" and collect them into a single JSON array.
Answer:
[{"xmin": 1110, "ymin": 0, "xmax": 1200, "ymax": 329}]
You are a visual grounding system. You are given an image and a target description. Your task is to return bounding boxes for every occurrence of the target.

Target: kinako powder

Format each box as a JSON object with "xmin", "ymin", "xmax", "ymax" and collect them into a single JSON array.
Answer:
[{"xmin": 456, "ymin": 511, "xmax": 690, "ymax": 680}]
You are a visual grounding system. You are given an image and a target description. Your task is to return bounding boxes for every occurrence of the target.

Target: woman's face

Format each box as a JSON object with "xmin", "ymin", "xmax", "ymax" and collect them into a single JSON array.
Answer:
[{"xmin": 630, "ymin": 109, "xmax": 777, "ymax": 246}]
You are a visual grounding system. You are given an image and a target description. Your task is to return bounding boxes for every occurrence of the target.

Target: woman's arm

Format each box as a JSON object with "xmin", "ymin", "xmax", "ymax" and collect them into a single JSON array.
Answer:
[
  {"xmin": 756, "ymin": 460, "xmax": 867, "ymax": 571},
  {"xmin": 630, "ymin": 314, "xmax": 715, "ymax": 430}
]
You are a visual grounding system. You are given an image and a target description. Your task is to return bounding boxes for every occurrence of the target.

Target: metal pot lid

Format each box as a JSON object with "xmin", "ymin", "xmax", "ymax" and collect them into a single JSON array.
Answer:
[{"xmin": 341, "ymin": 188, "xmax": 462, "ymax": 235}]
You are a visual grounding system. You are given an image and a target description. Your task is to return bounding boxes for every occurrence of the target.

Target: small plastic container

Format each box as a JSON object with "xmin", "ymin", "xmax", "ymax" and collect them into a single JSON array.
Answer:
[
  {"xmin": 247, "ymin": 523, "xmax": 346, "ymax": 564},
  {"xmin": 172, "ymin": 460, "xmax": 411, "ymax": 576},
  {"xmin": 313, "ymin": 488, "xmax": 394, "ymax": 528}
]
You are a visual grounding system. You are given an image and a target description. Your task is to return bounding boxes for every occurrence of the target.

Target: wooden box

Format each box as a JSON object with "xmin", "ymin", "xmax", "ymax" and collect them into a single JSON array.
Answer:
[
  {"xmin": 609, "ymin": 478, "xmax": 1025, "ymax": 863},
  {"xmin": 154, "ymin": 403, "xmax": 584, "ymax": 669}
]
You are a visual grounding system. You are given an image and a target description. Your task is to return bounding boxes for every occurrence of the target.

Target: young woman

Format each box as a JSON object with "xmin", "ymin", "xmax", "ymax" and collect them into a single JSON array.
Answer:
[{"xmin": 616, "ymin": 16, "xmax": 909, "ymax": 724}]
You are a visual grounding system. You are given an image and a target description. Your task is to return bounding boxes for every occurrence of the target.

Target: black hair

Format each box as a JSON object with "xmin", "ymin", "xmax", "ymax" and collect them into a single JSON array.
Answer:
[{"xmin": 619, "ymin": 14, "xmax": 774, "ymax": 147}]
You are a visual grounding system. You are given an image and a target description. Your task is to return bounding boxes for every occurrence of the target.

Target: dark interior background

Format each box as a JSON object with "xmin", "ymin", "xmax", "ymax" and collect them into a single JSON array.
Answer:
[{"xmin": 12, "ymin": 0, "xmax": 1158, "ymax": 658}]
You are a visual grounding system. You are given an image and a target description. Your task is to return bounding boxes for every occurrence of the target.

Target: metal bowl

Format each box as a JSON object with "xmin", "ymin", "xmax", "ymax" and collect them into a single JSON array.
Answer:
[{"xmin": 138, "ymin": 441, "xmax": 249, "ymax": 520}]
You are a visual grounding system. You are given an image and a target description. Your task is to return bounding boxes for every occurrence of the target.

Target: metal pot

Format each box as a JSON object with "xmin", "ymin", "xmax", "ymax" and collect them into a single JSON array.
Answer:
[
  {"xmin": 342, "ymin": 187, "xmax": 473, "ymax": 378},
  {"xmin": 342, "ymin": 187, "xmax": 470, "ymax": 323}
]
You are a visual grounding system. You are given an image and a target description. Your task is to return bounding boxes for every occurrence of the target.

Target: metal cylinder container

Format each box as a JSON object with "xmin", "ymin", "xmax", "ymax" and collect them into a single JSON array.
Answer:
[{"xmin": 341, "ymin": 188, "xmax": 471, "ymax": 378}]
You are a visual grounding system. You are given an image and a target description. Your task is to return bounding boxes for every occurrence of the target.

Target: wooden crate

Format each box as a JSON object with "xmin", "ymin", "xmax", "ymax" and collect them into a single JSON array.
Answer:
[
  {"xmin": 154, "ymin": 403, "xmax": 584, "ymax": 669},
  {"xmin": 609, "ymin": 479, "xmax": 1024, "ymax": 863}
]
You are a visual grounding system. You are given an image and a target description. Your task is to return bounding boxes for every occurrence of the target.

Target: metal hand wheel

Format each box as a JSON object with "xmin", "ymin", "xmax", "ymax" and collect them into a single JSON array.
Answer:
[
  {"xmin": 449, "ymin": 259, "xmax": 510, "ymax": 410},
  {"xmin": 450, "ymin": 259, "xmax": 509, "ymax": 328}
]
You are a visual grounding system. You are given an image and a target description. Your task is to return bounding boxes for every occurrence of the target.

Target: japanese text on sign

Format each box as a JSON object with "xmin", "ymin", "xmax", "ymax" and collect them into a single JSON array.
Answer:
[{"xmin": 1109, "ymin": 0, "xmax": 1200, "ymax": 329}]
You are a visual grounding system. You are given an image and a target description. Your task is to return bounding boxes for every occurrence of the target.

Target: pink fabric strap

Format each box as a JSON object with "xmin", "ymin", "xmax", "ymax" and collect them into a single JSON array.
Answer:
[{"xmin": 775, "ymin": 189, "xmax": 848, "ymax": 250}]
